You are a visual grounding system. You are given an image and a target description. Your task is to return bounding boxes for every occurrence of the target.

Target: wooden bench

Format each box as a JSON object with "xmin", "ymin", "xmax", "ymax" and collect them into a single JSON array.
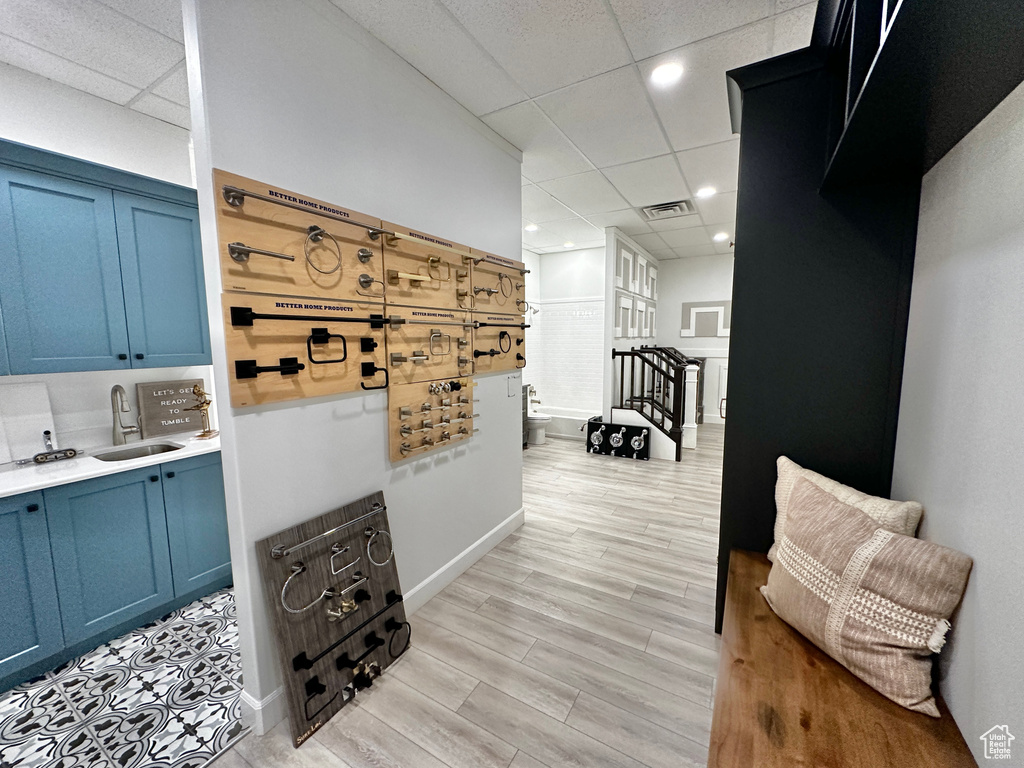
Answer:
[{"xmin": 708, "ymin": 550, "xmax": 976, "ymax": 767}]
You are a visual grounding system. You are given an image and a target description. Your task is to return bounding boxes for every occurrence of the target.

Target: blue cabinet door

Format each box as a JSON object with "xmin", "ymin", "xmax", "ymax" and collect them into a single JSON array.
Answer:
[
  {"xmin": 162, "ymin": 453, "xmax": 231, "ymax": 596},
  {"xmin": 0, "ymin": 300, "xmax": 9, "ymax": 376},
  {"xmin": 0, "ymin": 492, "xmax": 64, "ymax": 679},
  {"xmin": 44, "ymin": 469, "xmax": 173, "ymax": 645},
  {"xmin": 0, "ymin": 166, "xmax": 131, "ymax": 373},
  {"xmin": 113, "ymin": 192, "xmax": 211, "ymax": 368}
]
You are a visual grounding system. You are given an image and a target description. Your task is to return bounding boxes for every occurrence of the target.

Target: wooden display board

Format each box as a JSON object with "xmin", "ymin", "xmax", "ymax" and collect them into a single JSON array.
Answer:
[
  {"xmin": 469, "ymin": 249, "xmax": 528, "ymax": 314},
  {"xmin": 472, "ymin": 312, "xmax": 527, "ymax": 374},
  {"xmin": 382, "ymin": 221, "xmax": 472, "ymax": 312},
  {"xmin": 255, "ymin": 491, "xmax": 409, "ymax": 748},
  {"xmin": 385, "ymin": 309, "xmax": 473, "ymax": 385},
  {"xmin": 214, "ymin": 169, "xmax": 386, "ymax": 304},
  {"xmin": 387, "ymin": 378, "xmax": 475, "ymax": 462},
  {"xmin": 222, "ymin": 293, "xmax": 388, "ymax": 407}
]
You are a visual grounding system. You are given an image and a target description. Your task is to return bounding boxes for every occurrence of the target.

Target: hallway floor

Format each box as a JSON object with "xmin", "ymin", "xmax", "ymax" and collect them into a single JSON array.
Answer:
[{"xmin": 220, "ymin": 426, "xmax": 724, "ymax": 768}]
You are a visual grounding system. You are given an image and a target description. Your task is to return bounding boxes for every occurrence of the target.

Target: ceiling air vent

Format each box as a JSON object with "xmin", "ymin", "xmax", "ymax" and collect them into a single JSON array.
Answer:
[{"xmin": 639, "ymin": 199, "xmax": 697, "ymax": 221}]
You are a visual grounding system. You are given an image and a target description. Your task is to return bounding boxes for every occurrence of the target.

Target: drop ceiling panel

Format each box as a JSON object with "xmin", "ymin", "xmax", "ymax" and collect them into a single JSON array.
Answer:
[
  {"xmin": 330, "ymin": 0, "xmax": 528, "ymax": 116},
  {"xmin": 642, "ymin": 21, "xmax": 772, "ymax": 151},
  {"xmin": 602, "ymin": 154, "xmax": 691, "ymax": 207},
  {"xmin": 131, "ymin": 92, "xmax": 190, "ymax": 129},
  {"xmin": 0, "ymin": 0, "xmax": 185, "ymax": 89},
  {"xmin": 522, "ymin": 224, "xmax": 567, "ymax": 249},
  {"xmin": 0, "ymin": 35, "xmax": 139, "ymax": 105},
  {"xmin": 696, "ymin": 190, "xmax": 737, "ymax": 227},
  {"xmin": 537, "ymin": 65, "xmax": 670, "ymax": 168},
  {"xmin": 772, "ymin": 2, "xmax": 817, "ymax": 56},
  {"xmin": 540, "ymin": 216, "xmax": 605, "ymax": 243},
  {"xmin": 538, "ymin": 171, "xmax": 628, "ymax": 215},
  {"xmin": 439, "ymin": 0, "xmax": 632, "ymax": 97},
  {"xmin": 484, "ymin": 101, "xmax": 594, "ymax": 182},
  {"xmin": 608, "ymin": 0, "xmax": 773, "ymax": 61},
  {"xmin": 585, "ymin": 208, "xmax": 651, "ymax": 236},
  {"xmin": 648, "ymin": 214, "xmax": 704, "ymax": 232},
  {"xmin": 676, "ymin": 243, "xmax": 718, "ymax": 258},
  {"xmin": 151, "ymin": 62, "xmax": 188, "ymax": 106},
  {"xmin": 522, "ymin": 185, "xmax": 577, "ymax": 223},
  {"xmin": 94, "ymin": 0, "xmax": 185, "ymax": 42},
  {"xmin": 676, "ymin": 139, "xmax": 740, "ymax": 195},
  {"xmin": 660, "ymin": 226, "xmax": 712, "ymax": 249},
  {"xmin": 630, "ymin": 232, "xmax": 670, "ymax": 252},
  {"xmin": 777, "ymin": 0, "xmax": 816, "ymax": 13}
]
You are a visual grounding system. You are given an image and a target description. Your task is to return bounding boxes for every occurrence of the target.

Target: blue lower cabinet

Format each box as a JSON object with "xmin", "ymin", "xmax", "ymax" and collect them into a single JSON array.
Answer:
[
  {"xmin": 0, "ymin": 492, "xmax": 64, "ymax": 679},
  {"xmin": 162, "ymin": 453, "xmax": 231, "ymax": 595},
  {"xmin": 44, "ymin": 468, "xmax": 173, "ymax": 645}
]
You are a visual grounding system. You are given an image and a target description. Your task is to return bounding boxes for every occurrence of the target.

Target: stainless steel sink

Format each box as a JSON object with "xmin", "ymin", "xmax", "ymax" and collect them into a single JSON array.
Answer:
[{"xmin": 94, "ymin": 443, "xmax": 183, "ymax": 462}]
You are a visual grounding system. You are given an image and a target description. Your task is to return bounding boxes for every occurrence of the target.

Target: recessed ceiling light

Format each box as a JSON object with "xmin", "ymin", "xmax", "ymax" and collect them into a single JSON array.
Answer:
[
  {"xmin": 524, "ymin": 223, "xmax": 538, "ymax": 232},
  {"xmin": 713, "ymin": 232, "xmax": 729, "ymax": 242},
  {"xmin": 563, "ymin": 242, "xmax": 574, "ymax": 248},
  {"xmin": 696, "ymin": 187, "xmax": 716, "ymax": 199},
  {"xmin": 651, "ymin": 62, "xmax": 684, "ymax": 86}
]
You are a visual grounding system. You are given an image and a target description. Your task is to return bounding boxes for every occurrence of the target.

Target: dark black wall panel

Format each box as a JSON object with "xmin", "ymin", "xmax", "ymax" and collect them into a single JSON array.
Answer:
[{"xmin": 715, "ymin": 63, "xmax": 919, "ymax": 630}]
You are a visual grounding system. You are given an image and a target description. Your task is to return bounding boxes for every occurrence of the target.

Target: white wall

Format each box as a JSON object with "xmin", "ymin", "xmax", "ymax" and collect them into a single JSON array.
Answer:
[
  {"xmin": 0, "ymin": 62, "xmax": 193, "ymax": 188},
  {"xmin": 184, "ymin": 0, "xmax": 523, "ymax": 733},
  {"xmin": 892, "ymin": 80, "xmax": 1024, "ymax": 761},
  {"xmin": 656, "ymin": 254, "xmax": 733, "ymax": 423}
]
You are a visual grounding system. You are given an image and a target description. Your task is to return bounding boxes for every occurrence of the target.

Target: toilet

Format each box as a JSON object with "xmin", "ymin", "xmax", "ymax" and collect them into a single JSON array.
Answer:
[{"xmin": 527, "ymin": 411, "xmax": 552, "ymax": 445}]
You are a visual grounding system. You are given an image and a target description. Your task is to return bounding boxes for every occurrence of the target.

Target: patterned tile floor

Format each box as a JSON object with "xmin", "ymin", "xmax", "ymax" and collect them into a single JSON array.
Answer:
[{"xmin": 0, "ymin": 588, "xmax": 246, "ymax": 768}]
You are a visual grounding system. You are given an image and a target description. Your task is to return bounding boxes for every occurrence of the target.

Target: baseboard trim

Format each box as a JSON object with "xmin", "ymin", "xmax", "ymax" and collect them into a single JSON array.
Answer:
[
  {"xmin": 240, "ymin": 685, "xmax": 287, "ymax": 736},
  {"xmin": 404, "ymin": 506, "xmax": 525, "ymax": 615}
]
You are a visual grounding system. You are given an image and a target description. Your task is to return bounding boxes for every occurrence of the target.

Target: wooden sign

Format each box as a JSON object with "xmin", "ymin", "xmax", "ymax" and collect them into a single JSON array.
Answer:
[{"xmin": 136, "ymin": 379, "xmax": 204, "ymax": 438}]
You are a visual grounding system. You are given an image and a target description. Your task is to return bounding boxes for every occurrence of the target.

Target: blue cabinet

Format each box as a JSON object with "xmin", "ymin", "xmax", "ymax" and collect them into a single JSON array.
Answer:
[
  {"xmin": 44, "ymin": 468, "xmax": 173, "ymax": 645},
  {"xmin": 114, "ymin": 193, "xmax": 212, "ymax": 368},
  {"xmin": 0, "ymin": 492, "xmax": 64, "ymax": 680},
  {"xmin": 0, "ymin": 166, "xmax": 131, "ymax": 373},
  {"xmin": 0, "ymin": 300, "xmax": 9, "ymax": 376},
  {"xmin": 162, "ymin": 453, "xmax": 231, "ymax": 595}
]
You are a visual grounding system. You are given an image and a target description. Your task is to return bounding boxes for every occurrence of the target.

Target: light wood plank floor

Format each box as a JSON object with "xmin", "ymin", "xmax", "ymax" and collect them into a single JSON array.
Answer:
[{"xmin": 219, "ymin": 426, "xmax": 724, "ymax": 768}]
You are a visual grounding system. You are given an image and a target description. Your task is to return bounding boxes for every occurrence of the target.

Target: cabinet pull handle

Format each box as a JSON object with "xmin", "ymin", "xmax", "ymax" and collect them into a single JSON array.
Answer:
[
  {"xmin": 136, "ymin": 353, "xmax": 145, "ymax": 360},
  {"xmin": 118, "ymin": 354, "xmax": 128, "ymax": 360},
  {"xmin": 166, "ymin": 471, "xmax": 175, "ymax": 478},
  {"xmin": 26, "ymin": 503, "xmax": 39, "ymax": 513},
  {"xmin": 149, "ymin": 475, "xmax": 159, "ymax": 482}
]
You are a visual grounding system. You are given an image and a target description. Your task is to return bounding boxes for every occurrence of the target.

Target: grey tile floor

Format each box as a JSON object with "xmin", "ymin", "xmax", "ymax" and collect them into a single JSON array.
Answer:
[
  {"xmin": 0, "ymin": 588, "xmax": 246, "ymax": 768},
  {"xmin": 222, "ymin": 426, "xmax": 724, "ymax": 768}
]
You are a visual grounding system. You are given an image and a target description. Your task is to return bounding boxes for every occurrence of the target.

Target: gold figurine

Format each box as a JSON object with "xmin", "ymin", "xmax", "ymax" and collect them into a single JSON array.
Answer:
[{"xmin": 186, "ymin": 383, "xmax": 219, "ymax": 439}]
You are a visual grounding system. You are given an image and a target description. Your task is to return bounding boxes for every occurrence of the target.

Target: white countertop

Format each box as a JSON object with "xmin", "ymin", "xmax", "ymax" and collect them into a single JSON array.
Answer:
[{"xmin": 0, "ymin": 434, "xmax": 221, "ymax": 499}]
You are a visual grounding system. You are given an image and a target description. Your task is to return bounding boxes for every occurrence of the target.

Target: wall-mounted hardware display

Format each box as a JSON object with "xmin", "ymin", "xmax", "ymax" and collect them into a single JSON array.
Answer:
[
  {"xmin": 256, "ymin": 491, "xmax": 408, "ymax": 749},
  {"xmin": 583, "ymin": 416, "xmax": 650, "ymax": 461},
  {"xmin": 223, "ymin": 293, "xmax": 388, "ymax": 407},
  {"xmin": 467, "ymin": 249, "xmax": 528, "ymax": 314},
  {"xmin": 381, "ymin": 221, "xmax": 471, "ymax": 312},
  {"xmin": 386, "ymin": 310, "xmax": 473, "ymax": 385},
  {"xmin": 387, "ymin": 378, "xmax": 476, "ymax": 462},
  {"xmin": 214, "ymin": 170, "xmax": 386, "ymax": 304},
  {"xmin": 472, "ymin": 313, "xmax": 528, "ymax": 374}
]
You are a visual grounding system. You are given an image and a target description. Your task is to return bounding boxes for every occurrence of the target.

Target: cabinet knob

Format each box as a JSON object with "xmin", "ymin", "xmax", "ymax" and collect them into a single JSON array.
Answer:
[
  {"xmin": 26, "ymin": 503, "xmax": 39, "ymax": 513},
  {"xmin": 166, "ymin": 471, "xmax": 175, "ymax": 478},
  {"xmin": 135, "ymin": 353, "xmax": 145, "ymax": 360},
  {"xmin": 149, "ymin": 475, "xmax": 159, "ymax": 482},
  {"xmin": 118, "ymin": 354, "xmax": 128, "ymax": 360}
]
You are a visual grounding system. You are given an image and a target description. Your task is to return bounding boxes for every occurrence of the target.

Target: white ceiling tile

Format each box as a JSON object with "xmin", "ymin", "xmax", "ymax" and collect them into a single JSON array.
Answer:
[
  {"xmin": 522, "ymin": 185, "xmax": 577, "ymax": 223},
  {"xmin": 439, "ymin": 0, "xmax": 632, "ymax": 97},
  {"xmin": 601, "ymin": 154, "xmax": 690, "ymax": 207},
  {"xmin": 0, "ymin": 34, "xmax": 139, "ymax": 105},
  {"xmin": 585, "ymin": 208, "xmax": 651, "ymax": 236},
  {"xmin": 538, "ymin": 171, "xmax": 628, "ymax": 216},
  {"xmin": 660, "ymin": 227, "xmax": 712, "ymax": 249},
  {"xmin": 540, "ymin": 216, "xmax": 604, "ymax": 243},
  {"xmin": 675, "ymin": 243, "xmax": 717, "ymax": 258},
  {"xmin": 648, "ymin": 213, "xmax": 704, "ymax": 232},
  {"xmin": 483, "ymin": 101, "xmax": 593, "ymax": 182},
  {"xmin": 522, "ymin": 176, "xmax": 532, "ymax": 186},
  {"xmin": 772, "ymin": 3, "xmax": 817, "ymax": 56},
  {"xmin": 648, "ymin": 248, "xmax": 676, "ymax": 260},
  {"xmin": 696, "ymin": 190, "xmax": 737, "ymax": 226},
  {"xmin": 522, "ymin": 224, "xmax": 567, "ymax": 249},
  {"xmin": 777, "ymin": 0, "xmax": 816, "ymax": 13},
  {"xmin": 537, "ymin": 66, "xmax": 670, "ymax": 168},
  {"xmin": 675, "ymin": 139, "xmax": 740, "ymax": 194},
  {"xmin": 0, "ymin": 0, "xmax": 185, "ymax": 89},
  {"xmin": 642, "ymin": 21, "xmax": 772, "ymax": 151},
  {"xmin": 93, "ymin": 0, "xmax": 185, "ymax": 42},
  {"xmin": 630, "ymin": 232, "xmax": 670, "ymax": 252},
  {"xmin": 712, "ymin": 239, "xmax": 735, "ymax": 255},
  {"xmin": 331, "ymin": 0, "xmax": 528, "ymax": 116},
  {"xmin": 131, "ymin": 92, "xmax": 190, "ymax": 129},
  {"xmin": 608, "ymin": 0, "xmax": 772, "ymax": 60},
  {"xmin": 151, "ymin": 61, "xmax": 188, "ymax": 106}
]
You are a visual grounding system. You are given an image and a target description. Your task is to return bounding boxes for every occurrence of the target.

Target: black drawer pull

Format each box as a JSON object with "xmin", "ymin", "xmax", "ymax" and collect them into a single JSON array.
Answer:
[
  {"xmin": 136, "ymin": 353, "xmax": 145, "ymax": 360},
  {"xmin": 118, "ymin": 353, "xmax": 128, "ymax": 360},
  {"xmin": 166, "ymin": 471, "xmax": 175, "ymax": 479},
  {"xmin": 26, "ymin": 503, "xmax": 39, "ymax": 513},
  {"xmin": 149, "ymin": 475, "xmax": 159, "ymax": 482}
]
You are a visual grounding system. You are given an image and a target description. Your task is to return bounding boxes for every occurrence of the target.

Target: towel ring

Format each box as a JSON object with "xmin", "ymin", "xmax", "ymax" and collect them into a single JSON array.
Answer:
[
  {"xmin": 280, "ymin": 562, "xmax": 335, "ymax": 614},
  {"xmin": 305, "ymin": 225, "xmax": 342, "ymax": 275},
  {"xmin": 365, "ymin": 527, "xmax": 394, "ymax": 567}
]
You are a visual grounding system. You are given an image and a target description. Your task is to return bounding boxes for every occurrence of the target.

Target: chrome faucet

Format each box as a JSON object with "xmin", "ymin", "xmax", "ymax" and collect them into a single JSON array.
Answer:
[{"xmin": 111, "ymin": 385, "xmax": 140, "ymax": 446}]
